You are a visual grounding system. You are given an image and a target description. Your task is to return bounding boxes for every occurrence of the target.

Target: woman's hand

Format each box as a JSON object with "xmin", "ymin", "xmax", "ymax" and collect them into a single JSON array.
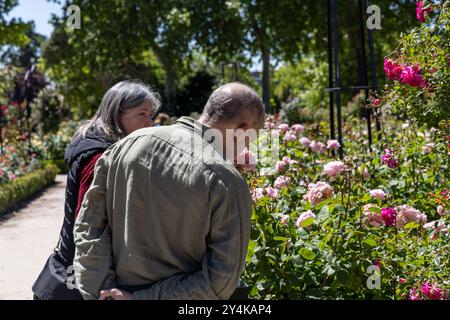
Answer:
[{"xmin": 99, "ymin": 288, "xmax": 133, "ymax": 300}]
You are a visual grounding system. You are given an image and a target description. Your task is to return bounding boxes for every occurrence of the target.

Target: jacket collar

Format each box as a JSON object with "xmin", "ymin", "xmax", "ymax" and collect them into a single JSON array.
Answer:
[{"xmin": 175, "ymin": 116, "xmax": 227, "ymax": 161}]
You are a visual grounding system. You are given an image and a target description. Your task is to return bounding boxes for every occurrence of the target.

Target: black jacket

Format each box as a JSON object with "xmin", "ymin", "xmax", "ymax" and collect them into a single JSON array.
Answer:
[{"xmin": 32, "ymin": 126, "xmax": 112, "ymax": 300}]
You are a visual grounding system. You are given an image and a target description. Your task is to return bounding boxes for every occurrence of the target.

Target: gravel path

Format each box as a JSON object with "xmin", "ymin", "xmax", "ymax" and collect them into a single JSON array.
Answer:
[{"xmin": 0, "ymin": 175, "xmax": 67, "ymax": 300}]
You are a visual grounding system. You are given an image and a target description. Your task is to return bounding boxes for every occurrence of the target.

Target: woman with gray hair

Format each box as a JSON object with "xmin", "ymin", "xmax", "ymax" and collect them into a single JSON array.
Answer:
[{"xmin": 32, "ymin": 80, "xmax": 161, "ymax": 300}]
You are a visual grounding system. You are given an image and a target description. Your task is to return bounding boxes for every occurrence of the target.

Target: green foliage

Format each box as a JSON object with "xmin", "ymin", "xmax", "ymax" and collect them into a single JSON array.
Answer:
[
  {"xmin": 0, "ymin": 163, "xmax": 58, "ymax": 215},
  {"xmin": 42, "ymin": 120, "xmax": 79, "ymax": 159},
  {"xmin": 272, "ymin": 59, "xmax": 329, "ymax": 123},
  {"xmin": 30, "ymin": 120, "xmax": 80, "ymax": 174},
  {"xmin": 31, "ymin": 88, "xmax": 68, "ymax": 134},
  {"xmin": 0, "ymin": 0, "xmax": 31, "ymax": 47}
]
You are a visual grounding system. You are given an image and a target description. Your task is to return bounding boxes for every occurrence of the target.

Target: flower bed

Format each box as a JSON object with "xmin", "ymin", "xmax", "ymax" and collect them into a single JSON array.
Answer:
[{"xmin": 0, "ymin": 163, "xmax": 58, "ymax": 215}]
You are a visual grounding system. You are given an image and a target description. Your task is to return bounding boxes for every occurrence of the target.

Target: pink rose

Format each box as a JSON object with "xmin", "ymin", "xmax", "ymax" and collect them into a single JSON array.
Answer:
[
  {"xmin": 251, "ymin": 188, "xmax": 264, "ymax": 201},
  {"xmin": 296, "ymin": 210, "xmax": 315, "ymax": 228},
  {"xmin": 326, "ymin": 139, "xmax": 341, "ymax": 150},
  {"xmin": 275, "ymin": 160, "xmax": 288, "ymax": 172},
  {"xmin": 284, "ymin": 131, "xmax": 297, "ymax": 141},
  {"xmin": 399, "ymin": 65, "xmax": 428, "ymax": 88},
  {"xmin": 300, "ymin": 137, "xmax": 311, "ymax": 146},
  {"xmin": 274, "ymin": 176, "xmax": 291, "ymax": 189},
  {"xmin": 265, "ymin": 187, "xmax": 279, "ymax": 199},
  {"xmin": 264, "ymin": 121, "xmax": 275, "ymax": 129},
  {"xmin": 437, "ymin": 205, "xmax": 450, "ymax": 216},
  {"xmin": 363, "ymin": 204, "xmax": 383, "ymax": 227},
  {"xmin": 292, "ymin": 124, "xmax": 304, "ymax": 133},
  {"xmin": 395, "ymin": 205, "xmax": 427, "ymax": 228},
  {"xmin": 271, "ymin": 129, "xmax": 280, "ymax": 138},
  {"xmin": 399, "ymin": 278, "xmax": 407, "ymax": 284},
  {"xmin": 323, "ymin": 161, "xmax": 346, "ymax": 180},
  {"xmin": 381, "ymin": 207, "xmax": 396, "ymax": 227},
  {"xmin": 373, "ymin": 98, "xmax": 382, "ymax": 107},
  {"xmin": 425, "ymin": 221, "xmax": 448, "ymax": 241},
  {"xmin": 276, "ymin": 156, "xmax": 298, "ymax": 172},
  {"xmin": 280, "ymin": 214, "xmax": 290, "ymax": 225},
  {"xmin": 282, "ymin": 156, "xmax": 298, "ymax": 165},
  {"xmin": 283, "ymin": 156, "xmax": 298, "ymax": 165},
  {"xmin": 409, "ymin": 288, "xmax": 421, "ymax": 300},
  {"xmin": 421, "ymin": 283, "xmax": 444, "ymax": 300},
  {"xmin": 306, "ymin": 181, "xmax": 334, "ymax": 206},
  {"xmin": 373, "ymin": 259, "xmax": 382, "ymax": 268},
  {"xmin": 381, "ymin": 148, "xmax": 399, "ymax": 168},
  {"xmin": 236, "ymin": 148, "xmax": 257, "ymax": 172},
  {"xmin": 310, "ymin": 141, "xmax": 326, "ymax": 153},
  {"xmin": 416, "ymin": 1, "xmax": 432, "ymax": 23},
  {"xmin": 369, "ymin": 189, "xmax": 387, "ymax": 200},
  {"xmin": 384, "ymin": 58, "xmax": 404, "ymax": 81},
  {"xmin": 423, "ymin": 221, "xmax": 436, "ymax": 229},
  {"xmin": 422, "ymin": 143, "xmax": 434, "ymax": 154},
  {"xmin": 278, "ymin": 123, "xmax": 290, "ymax": 133}
]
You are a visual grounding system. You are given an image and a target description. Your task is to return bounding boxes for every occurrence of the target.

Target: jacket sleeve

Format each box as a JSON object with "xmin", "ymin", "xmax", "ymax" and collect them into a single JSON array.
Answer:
[
  {"xmin": 132, "ymin": 182, "xmax": 252, "ymax": 300},
  {"xmin": 73, "ymin": 149, "xmax": 116, "ymax": 300}
]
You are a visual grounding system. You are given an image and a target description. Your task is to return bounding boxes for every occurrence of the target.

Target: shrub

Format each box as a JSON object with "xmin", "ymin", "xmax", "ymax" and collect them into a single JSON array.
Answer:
[{"xmin": 0, "ymin": 163, "xmax": 58, "ymax": 215}]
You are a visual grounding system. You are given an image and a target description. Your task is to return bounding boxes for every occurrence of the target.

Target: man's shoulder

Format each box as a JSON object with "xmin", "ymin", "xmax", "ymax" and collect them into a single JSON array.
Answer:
[{"xmin": 105, "ymin": 125, "xmax": 250, "ymax": 194}]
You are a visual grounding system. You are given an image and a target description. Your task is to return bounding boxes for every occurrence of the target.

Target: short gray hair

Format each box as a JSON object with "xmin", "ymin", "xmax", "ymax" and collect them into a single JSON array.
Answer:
[
  {"xmin": 201, "ymin": 82, "xmax": 265, "ymax": 127},
  {"xmin": 75, "ymin": 80, "xmax": 161, "ymax": 142}
]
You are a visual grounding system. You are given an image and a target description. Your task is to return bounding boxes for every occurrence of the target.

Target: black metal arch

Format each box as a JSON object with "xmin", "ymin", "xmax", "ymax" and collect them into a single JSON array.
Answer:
[{"xmin": 327, "ymin": 0, "xmax": 381, "ymax": 159}]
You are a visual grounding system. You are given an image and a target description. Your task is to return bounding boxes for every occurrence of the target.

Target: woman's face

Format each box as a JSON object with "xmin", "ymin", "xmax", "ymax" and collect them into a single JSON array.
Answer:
[{"xmin": 120, "ymin": 101, "xmax": 154, "ymax": 135}]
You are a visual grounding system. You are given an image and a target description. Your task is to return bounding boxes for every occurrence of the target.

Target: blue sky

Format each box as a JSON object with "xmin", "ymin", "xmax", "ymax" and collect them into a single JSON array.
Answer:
[{"xmin": 7, "ymin": 0, "xmax": 62, "ymax": 38}]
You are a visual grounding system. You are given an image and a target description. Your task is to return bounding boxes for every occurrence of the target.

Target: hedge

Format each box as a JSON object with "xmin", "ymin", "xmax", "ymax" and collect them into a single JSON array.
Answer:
[
  {"xmin": 0, "ymin": 163, "xmax": 58, "ymax": 215},
  {"xmin": 51, "ymin": 159, "xmax": 69, "ymax": 174}
]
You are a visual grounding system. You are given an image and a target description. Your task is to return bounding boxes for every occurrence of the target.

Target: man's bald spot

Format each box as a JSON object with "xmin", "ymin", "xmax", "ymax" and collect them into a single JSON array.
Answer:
[{"xmin": 201, "ymin": 82, "xmax": 265, "ymax": 128}]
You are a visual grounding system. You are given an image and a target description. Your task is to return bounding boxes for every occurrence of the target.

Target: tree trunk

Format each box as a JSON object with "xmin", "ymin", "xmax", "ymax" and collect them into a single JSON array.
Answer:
[
  {"xmin": 249, "ymin": 4, "xmax": 271, "ymax": 113},
  {"xmin": 261, "ymin": 44, "xmax": 271, "ymax": 113},
  {"xmin": 150, "ymin": 44, "xmax": 175, "ymax": 115},
  {"xmin": 163, "ymin": 63, "xmax": 175, "ymax": 115}
]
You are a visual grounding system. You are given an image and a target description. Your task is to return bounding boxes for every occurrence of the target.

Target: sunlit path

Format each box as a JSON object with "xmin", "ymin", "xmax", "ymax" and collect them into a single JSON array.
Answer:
[{"xmin": 0, "ymin": 175, "xmax": 66, "ymax": 300}]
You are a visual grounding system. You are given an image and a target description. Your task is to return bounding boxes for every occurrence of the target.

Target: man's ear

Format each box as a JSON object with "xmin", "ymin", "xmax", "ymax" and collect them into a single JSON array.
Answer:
[
  {"xmin": 236, "ymin": 122, "xmax": 249, "ymax": 130},
  {"xmin": 233, "ymin": 123, "xmax": 248, "ymax": 138}
]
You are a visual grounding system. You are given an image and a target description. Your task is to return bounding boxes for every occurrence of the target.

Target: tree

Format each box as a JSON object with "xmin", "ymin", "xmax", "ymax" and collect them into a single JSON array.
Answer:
[
  {"xmin": 204, "ymin": 0, "xmax": 320, "ymax": 112},
  {"xmin": 1, "ymin": 29, "xmax": 45, "ymax": 68},
  {"xmin": 45, "ymin": 0, "xmax": 197, "ymax": 115},
  {"xmin": 42, "ymin": 3, "xmax": 166, "ymax": 117},
  {"xmin": 0, "ymin": 0, "xmax": 31, "ymax": 47}
]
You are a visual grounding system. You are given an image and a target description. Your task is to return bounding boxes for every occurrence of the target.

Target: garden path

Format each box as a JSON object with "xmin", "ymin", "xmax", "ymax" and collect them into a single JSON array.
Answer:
[{"xmin": 0, "ymin": 175, "xmax": 67, "ymax": 300}]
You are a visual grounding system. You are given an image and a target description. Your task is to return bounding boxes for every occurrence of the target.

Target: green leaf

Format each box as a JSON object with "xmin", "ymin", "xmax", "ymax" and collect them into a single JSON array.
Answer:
[
  {"xmin": 403, "ymin": 222, "xmax": 420, "ymax": 229},
  {"xmin": 300, "ymin": 217, "xmax": 315, "ymax": 228},
  {"xmin": 360, "ymin": 194, "xmax": 371, "ymax": 203},
  {"xmin": 362, "ymin": 237, "xmax": 377, "ymax": 247},
  {"xmin": 304, "ymin": 201, "xmax": 311, "ymax": 211},
  {"xmin": 246, "ymin": 240, "xmax": 256, "ymax": 263},
  {"xmin": 319, "ymin": 205, "xmax": 329, "ymax": 216},
  {"xmin": 368, "ymin": 206, "xmax": 381, "ymax": 214},
  {"xmin": 299, "ymin": 247, "xmax": 316, "ymax": 260}
]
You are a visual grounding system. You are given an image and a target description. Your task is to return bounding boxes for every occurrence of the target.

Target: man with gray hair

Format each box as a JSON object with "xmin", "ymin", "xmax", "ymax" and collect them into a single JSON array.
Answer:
[{"xmin": 73, "ymin": 82, "xmax": 265, "ymax": 300}]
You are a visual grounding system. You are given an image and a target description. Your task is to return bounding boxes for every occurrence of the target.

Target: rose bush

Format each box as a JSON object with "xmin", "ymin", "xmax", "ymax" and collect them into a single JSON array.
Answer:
[
  {"xmin": 380, "ymin": 1, "xmax": 449, "ymax": 129},
  {"xmin": 242, "ymin": 116, "xmax": 449, "ymax": 300}
]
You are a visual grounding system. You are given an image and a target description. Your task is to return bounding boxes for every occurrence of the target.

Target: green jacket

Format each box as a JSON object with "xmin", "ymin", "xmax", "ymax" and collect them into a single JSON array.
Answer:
[{"xmin": 73, "ymin": 117, "xmax": 253, "ymax": 300}]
